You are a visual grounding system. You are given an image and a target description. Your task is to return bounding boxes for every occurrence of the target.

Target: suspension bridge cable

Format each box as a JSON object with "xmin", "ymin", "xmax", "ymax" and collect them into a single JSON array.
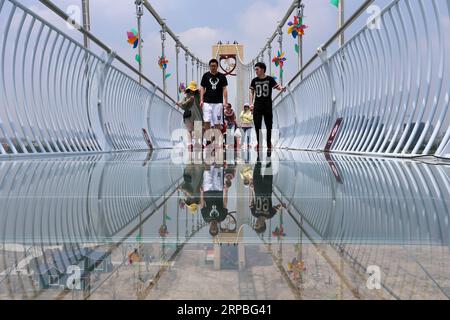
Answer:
[{"xmin": 36, "ymin": 0, "xmax": 177, "ymax": 104}]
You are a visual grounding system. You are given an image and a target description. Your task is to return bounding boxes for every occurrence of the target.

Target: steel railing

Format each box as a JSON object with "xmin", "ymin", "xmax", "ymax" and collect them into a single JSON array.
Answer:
[
  {"xmin": 0, "ymin": 0, "xmax": 183, "ymax": 156},
  {"xmin": 273, "ymin": 0, "xmax": 450, "ymax": 158},
  {"xmin": 273, "ymin": 150, "xmax": 450, "ymax": 299},
  {"xmin": 0, "ymin": 151, "xmax": 184, "ymax": 244}
]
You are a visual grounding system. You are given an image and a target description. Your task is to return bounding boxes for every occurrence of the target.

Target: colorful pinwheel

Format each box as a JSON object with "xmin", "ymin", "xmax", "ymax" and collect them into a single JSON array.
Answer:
[
  {"xmin": 272, "ymin": 51, "xmax": 287, "ymax": 68},
  {"xmin": 127, "ymin": 29, "xmax": 139, "ymax": 49},
  {"xmin": 179, "ymin": 82, "xmax": 186, "ymax": 93},
  {"xmin": 158, "ymin": 56, "xmax": 168, "ymax": 70},
  {"xmin": 272, "ymin": 225, "xmax": 286, "ymax": 238},
  {"xmin": 287, "ymin": 258, "xmax": 306, "ymax": 272},
  {"xmin": 159, "ymin": 224, "xmax": 169, "ymax": 237},
  {"xmin": 287, "ymin": 15, "xmax": 308, "ymax": 39}
]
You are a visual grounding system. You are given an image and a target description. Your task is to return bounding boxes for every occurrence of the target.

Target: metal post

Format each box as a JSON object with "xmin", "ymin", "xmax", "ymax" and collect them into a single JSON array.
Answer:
[
  {"xmin": 267, "ymin": 44, "xmax": 272, "ymax": 77},
  {"xmin": 185, "ymin": 52, "xmax": 189, "ymax": 84},
  {"xmin": 338, "ymin": 0, "xmax": 345, "ymax": 47},
  {"xmin": 196, "ymin": 59, "xmax": 199, "ymax": 84},
  {"xmin": 176, "ymin": 42, "xmax": 180, "ymax": 99},
  {"xmin": 277, "ymin": 26, "xmax": 283, "ymax": 86},
  {"xmin": 298, "ymin": 1, "xmax": 305, "ymax": 79},
  {"xmin": 81, "ymin": 0, "xmax": 91, "ymax": 139},
  {"xmin": 135, "ymin": 0, "xmax": 144, "ymax": 85},
  {"xmin": 160, "ymin": 25, "xmax": 167, "ymax": 96},
  {"xmin": 81, "ymin": 0, "xmax": 90, "ymax": 49},
  {"xmin": 191, "ymin": 57, "xmax": 194, "ymax": 82}
]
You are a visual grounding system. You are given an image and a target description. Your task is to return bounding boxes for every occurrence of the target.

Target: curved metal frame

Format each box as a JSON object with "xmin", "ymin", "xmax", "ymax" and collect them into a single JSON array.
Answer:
[
  {"xmin": 273, "ymin": 0, "xmax": 450, "ymax": 158},
  {"xmin": 0, "ymin": 0, "xmax": 183, "ymax": 156}
]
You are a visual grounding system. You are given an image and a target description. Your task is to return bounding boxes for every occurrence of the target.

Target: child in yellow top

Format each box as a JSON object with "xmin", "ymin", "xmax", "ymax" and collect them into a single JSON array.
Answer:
[{"xmin": 240, "ymin": 103, "xmax": 253, "ymax": 149}]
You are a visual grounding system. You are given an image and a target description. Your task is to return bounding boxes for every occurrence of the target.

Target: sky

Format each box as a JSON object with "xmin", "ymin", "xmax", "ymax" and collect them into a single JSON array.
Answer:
[{"xmin": 18, "ymin": 0, "xmax": 394, "ymax": 102}]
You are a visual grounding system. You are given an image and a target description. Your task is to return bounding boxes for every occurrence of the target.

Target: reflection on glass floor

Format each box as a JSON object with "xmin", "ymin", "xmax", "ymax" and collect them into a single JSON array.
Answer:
[{"xmin": 0, "ymin": 150, "xmax": 449, "ymax": 300}]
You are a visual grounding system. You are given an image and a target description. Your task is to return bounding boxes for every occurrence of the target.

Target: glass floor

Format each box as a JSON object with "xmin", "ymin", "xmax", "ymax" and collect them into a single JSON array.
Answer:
[{"xmin": 0, "ymin": 149, "xmax": 449, "ymax": 300}]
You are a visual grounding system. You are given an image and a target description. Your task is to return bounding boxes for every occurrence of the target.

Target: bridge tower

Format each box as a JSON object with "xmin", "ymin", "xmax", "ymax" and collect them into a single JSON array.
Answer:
[{"xmin": 211, "ymin": 43, "xmax": 250, "ymax": 125}]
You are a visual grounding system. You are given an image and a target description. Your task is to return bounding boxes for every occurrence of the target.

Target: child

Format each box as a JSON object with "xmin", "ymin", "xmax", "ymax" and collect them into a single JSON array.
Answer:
[
  {"xmin": 224, "ymin": 104, "xmax": 239, "ymax": 150},
  {"xmin": 240, "ymin": 103, "xmax": 253, "ymax": 149}
]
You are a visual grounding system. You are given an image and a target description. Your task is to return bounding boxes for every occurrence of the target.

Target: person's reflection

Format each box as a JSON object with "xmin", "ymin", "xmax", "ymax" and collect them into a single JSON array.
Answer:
[
  {"xmin": 179, "ymin": 160, "xmax": 205, "ymax": 214},
  {"xmin": 200, "ymin": 163, "xmax": 229, "ymax": 237},
  {"xmin": 250, "ymin": 156, "xmax": 285, "ymax": 234}
]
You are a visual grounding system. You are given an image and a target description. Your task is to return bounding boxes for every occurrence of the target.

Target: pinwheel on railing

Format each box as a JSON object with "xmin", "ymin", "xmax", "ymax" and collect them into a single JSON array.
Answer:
[
  {"xmin": 287, "ymin": 16, "xmax": 308, "ymax": 39},
  {"xmin": 158, "ymin": 56, "xmax": 169, "ymax": 70},
  {"xmin": 272, "ymin": 51, "xmax": 287, "ymax": 68},
  {"xmin": 127, "ymin": 28, "xmax": 142, "ymax": 62}
]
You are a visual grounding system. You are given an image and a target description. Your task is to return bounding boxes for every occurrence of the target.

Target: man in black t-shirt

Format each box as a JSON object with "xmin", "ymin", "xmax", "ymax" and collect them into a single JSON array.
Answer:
[
  {"xmin": 200, "ymin": 164, "xmax": 229, "ymax": 237},
  {"xmin": 200, "ymin": 59, "xmax": 229, "ymax": 145},
  {"xmin": 249, "ymin": 62, "xmax": 285, "ymax": 153},
  {"xmin": 250, "ymin": 157, "xmax": 285, "ymax": 234}
]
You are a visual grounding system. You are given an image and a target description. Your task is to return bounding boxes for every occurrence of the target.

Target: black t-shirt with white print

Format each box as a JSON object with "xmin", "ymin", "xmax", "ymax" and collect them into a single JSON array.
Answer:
[
  {"xmin": 250, "ymin": 76, "xmax": 279, "ymax": 109},
  {"xmin": 201, "ymin": 72, "xmax": 228, "ymax": 104},
  {"xmin": 250, "ymin": 162, "xmax": 277, "ymax": 219}
]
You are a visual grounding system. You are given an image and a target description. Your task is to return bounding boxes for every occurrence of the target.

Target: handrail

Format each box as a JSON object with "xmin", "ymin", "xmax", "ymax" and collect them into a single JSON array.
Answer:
[
  {"xmin": 273, "ymin": 0, "xmax": 374, "ymax": 102},
  {"xmin": 272, "ymin": 0, "xmax": 450, "ymax": 157},
  {"xmin": 249, "ymin": 0, "xmax": 299, "ymax": 65},
  {"xmin": 141, "ymin": 0, "xmax": 207, "ymax": 66},
  {"xmin": 37, "ymin": 0, "xmax": 177, "ymax": 104}
]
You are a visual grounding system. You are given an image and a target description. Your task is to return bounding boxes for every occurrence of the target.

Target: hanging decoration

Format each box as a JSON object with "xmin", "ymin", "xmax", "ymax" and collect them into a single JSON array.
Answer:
[
  {"xmin": 179, "ymin": 82, "xmax": 186, "ymax": 94},
  {"xmin": 159, "ymin": 224, "xmax": 169, "ymax": 237},
  {"xmin": 287, "ymin": 16, "xmax": 308, "ymax": 39},
  {"xmin": 127, "ymin": 29, "xmax": 140, "ymax": 49},
  {"xmin": 272, "ymin": 51, "xmax": 287, "ymax": 68},
  {"xmin": 272, "ymin": 225, "xmax": 286, "ymax": 238},
  {"xmin": 128, "ymin": 249, "xmax": 141, "ymax": 265},
  {"xmin": 287, "ymin": 258, "xmax": 306, "ymax": 281},
  {"xmin": 158, "ymin": 56, "xmax": 169, "ymax": 70}
]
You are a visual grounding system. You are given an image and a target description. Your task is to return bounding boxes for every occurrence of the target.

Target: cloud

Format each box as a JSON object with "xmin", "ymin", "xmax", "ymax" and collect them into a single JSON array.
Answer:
[
  {"xmin": 235, "ymin": 0, "xmax": 293, "ymax": 59},
  {"xmin": 178, "ymin": 26, "xmax": 232, "ymax": 61}
]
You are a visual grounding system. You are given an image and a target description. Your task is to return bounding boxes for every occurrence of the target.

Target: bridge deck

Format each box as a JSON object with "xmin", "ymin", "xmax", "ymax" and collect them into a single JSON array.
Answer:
[{"xmin": 0, "ymin": 150, "xmax": 449, "ymax": 300}]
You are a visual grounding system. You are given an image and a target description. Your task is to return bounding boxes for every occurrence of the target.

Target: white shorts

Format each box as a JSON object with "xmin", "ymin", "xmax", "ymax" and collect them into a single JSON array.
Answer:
[
  {"xmin": 203, "ymin": 166, "xmax": 224, "ymax": 192},
  {"xmin": 203, "ymin": 103, "xmax": 223, "ymax": 126}
]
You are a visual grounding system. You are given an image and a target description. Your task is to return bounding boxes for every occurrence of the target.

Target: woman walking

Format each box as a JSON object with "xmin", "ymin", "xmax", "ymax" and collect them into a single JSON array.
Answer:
[{"xmin": 177, "ymin": 81, "xmax": 203, "ymax": 149}]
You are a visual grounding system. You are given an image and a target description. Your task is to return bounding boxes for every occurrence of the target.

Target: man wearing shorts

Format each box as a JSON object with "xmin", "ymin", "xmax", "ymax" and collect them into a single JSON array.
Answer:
[
  {"xmin": 201, "ymin": 164, "xmax": 229, "ymax": 237},
  {"xmin": 200, "ymin": 59, "xmax": 229, "ymax": 146}
]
